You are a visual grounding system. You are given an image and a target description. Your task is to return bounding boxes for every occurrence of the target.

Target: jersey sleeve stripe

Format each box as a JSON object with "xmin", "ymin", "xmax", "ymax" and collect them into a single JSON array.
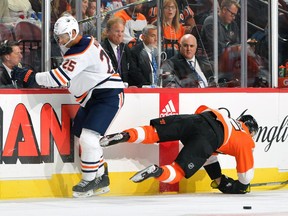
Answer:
[
  {"xmin": 49, "ymin": 70, "xmax": 62, "ymax": 86},
  {"xmin": 53, "ymin": 69, "xmax": 68, "ymax": 85},
  {"xmin": 58, "ymin": 66, "xmax": 71, "ymax": 81}
]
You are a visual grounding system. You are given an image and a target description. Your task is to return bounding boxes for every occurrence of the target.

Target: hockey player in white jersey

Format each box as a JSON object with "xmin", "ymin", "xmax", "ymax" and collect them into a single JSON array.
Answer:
[{"xmin": 11, "ymin": 15, "xmax": 125, "ymax": 198}]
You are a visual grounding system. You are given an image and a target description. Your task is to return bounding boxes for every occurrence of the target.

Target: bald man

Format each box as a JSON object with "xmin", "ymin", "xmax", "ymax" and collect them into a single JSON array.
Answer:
[{"xmin": 161, "ymin": 34, "xmax": 213, "ymax": 88}]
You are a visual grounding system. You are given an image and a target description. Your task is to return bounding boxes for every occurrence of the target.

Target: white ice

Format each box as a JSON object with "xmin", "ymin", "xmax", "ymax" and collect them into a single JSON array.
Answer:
[{"xmin": 1, "ymin": 190, "xmax": 288, "ymax": 216}]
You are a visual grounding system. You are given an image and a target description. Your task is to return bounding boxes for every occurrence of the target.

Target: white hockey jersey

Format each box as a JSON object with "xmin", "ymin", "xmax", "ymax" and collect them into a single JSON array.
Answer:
[{"xmin": 36, "ymin": 36, "xmax": 125, "ymax": 106}]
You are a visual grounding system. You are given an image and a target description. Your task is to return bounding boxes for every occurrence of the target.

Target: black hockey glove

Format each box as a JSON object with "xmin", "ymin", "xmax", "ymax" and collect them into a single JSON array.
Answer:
[
  {"xmin": 211, "ymin": 175, "xmax": 250, "ymax": 194},
  {"xmin": 11, "ymin": 66, "xmax": 37, "ymax": 88}
]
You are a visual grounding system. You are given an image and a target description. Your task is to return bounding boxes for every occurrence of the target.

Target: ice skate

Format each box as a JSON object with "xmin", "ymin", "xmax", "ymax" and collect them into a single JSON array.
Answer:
[
  {"xmin": 130, "ymin": 164, "xmax": 163, "ymax": 183},
  {"xmin": 72, "ymin": 164, "xmax": 110, "ymax": 198},
  {"xmin": 100, "ymin": 131, "xmax": 130, "ymax": 147}
]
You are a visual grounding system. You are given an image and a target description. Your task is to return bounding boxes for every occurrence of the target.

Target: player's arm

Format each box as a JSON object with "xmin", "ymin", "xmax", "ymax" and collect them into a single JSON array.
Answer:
[
  {"xmin": 11, "ymin": 56, "xmax": 85, "ymax": 88},
  {"xmin": 11, "ymin": 66, "xmax": 64, "ymax": 88},
  {"xmin": 211, "ymin": 175, "xmax": 251, "ymax": 194},
  {"xmin": 205, "ymin": 155, "xmax": 251, "ymax": 194},
  {"xmin": 204, "ymin": 155, "xmax": 222, "ymax": 180}
]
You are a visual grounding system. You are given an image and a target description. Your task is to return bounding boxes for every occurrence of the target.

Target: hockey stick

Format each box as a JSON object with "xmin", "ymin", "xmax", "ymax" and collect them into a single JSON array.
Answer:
[
  {"xmin": 78, "ymin": 0, "xmax": 153, "ymax": 24},
  {"xmin": 250, "ymin": 179, "xmax": 288, "ymax": 187}
]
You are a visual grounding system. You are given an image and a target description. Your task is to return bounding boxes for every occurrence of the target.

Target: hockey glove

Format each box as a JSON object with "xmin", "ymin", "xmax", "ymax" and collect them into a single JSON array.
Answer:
[
  {"xmin": 11, "ymin": 66, "xmax": 37, "ymax": 88},
  {"xmin": 211, "ymin": 174, "xmax": 250, "ymax": 194}
]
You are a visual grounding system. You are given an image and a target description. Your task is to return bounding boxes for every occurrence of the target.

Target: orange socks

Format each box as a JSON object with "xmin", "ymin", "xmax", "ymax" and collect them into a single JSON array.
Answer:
[
  {"xmin": 124, "ymin": 125, "xmax": 159, "ymax": 144},
  {"xmin": 156, "ymin": 162, "xmax": 185, "ymax": 184}
]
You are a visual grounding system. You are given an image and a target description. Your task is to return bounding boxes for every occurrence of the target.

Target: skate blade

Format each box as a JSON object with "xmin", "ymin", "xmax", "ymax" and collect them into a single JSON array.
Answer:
[
  {"xmin": 72, "ymin": 186, "xmax": 110, "ymax": 198},
  {"xmin": 94, "ymin": 186, "xmax": 110, "ymax": 195},
  {"xmin": 129, "ymin": 165, "xmax": 156, "ymax": 183},
  {"xmin": 100, "ymin": 134, "xmax": 123, "ymax": 147},
  {"xmin": 130, "ymin": 173, "xmax": 143, "ymax": 183},
  {"xmin": 73, "ymin": 189, "xmax": 94, "ymax": 198},
  {"xmin": 129, "ymin": 171, "xmax": 146, "ymax": 183}
]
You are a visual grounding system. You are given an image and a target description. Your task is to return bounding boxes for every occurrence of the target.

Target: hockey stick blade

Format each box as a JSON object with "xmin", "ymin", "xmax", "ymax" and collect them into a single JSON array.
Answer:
[{"xmin": 250, "ymin": 180, "xmax": 288, "ymax": 187}]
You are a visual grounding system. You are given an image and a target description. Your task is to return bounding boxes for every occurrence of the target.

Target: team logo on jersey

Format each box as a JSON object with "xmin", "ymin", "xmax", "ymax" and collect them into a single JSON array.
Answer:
[{"xmin": 160, "ymin": 100, "xmax": 178, "ymax": 117}]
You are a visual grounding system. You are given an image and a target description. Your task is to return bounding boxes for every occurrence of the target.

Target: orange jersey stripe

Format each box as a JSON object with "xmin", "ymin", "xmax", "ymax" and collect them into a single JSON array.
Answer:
[
  {"xmin": 75, "ymin": 91, "xmax": 88, "ymax": 103},
  {"xmin": 53, "ymin": 69, "xmax": 67, "ymax": 85}
]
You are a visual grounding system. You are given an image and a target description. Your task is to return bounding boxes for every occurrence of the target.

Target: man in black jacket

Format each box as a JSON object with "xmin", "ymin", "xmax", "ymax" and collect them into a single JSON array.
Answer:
[
  {"xmin": 0, "ymin": 40, "xmax": 24, "ymax": 88},
  {"xmin": 130, "ymin": 24, "xmax": 158, "ymax": 87},
  {"xmin": 0, "ymin": 40, "xmax": 40, "ymax": 88},
  {"xmin": 101, "ymin": 17, "xmax": 142, "ymax": 87},
  {"xmin": 161, "ymin": 34, "xmax": 213, "ymax": 88}
]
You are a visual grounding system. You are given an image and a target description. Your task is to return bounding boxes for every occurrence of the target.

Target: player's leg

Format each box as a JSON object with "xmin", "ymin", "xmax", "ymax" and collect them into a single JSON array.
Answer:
[
  {"xmin": 100, "ymin": 114, "xmax": 187, "ymax": 147},
  {"xmin": 72, "ymin": 89, "xmax": 123, "ymax": 197},
  {"xmin": 130, "ymin": 162, "xmax": 185, "ymax": 183},
  {"xmin": 72, "ymin": 128, "xmax": 110, "ymax": 198},
  {"xmin": 100, "ymin": 125, "xmax": 160, "ymax": 147},
  {"xmin": 130, "ymin": 116, "xmax": 216, "ymax": 183}
]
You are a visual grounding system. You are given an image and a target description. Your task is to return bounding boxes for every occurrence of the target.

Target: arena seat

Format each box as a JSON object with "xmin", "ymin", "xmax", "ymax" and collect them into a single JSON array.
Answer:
[
  {"xmin": 0, "ymin": 23, "xmax": 15, "ymax": 41},
  {"xmin": 14, "ymin": 21, "xmax": 42, "ymax": 71}
]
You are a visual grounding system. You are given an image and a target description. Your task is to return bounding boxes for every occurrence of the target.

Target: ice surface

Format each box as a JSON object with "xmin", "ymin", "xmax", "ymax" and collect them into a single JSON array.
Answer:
[{"xmin": 1, "ymin": 190, "xmax": 288, "ymax": 216}]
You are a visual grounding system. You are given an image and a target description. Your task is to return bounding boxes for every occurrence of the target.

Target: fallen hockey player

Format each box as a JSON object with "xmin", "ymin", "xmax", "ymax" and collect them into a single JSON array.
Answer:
[{"xmin": 100, "ymin": 105, "xmax": 258, "ymax": 194}]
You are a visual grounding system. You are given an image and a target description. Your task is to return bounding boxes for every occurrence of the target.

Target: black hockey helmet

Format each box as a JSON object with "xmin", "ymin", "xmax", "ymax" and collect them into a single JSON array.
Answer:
[{"xmin": 238, "ymin": 115, "xmax": 259, "ymax": 137}]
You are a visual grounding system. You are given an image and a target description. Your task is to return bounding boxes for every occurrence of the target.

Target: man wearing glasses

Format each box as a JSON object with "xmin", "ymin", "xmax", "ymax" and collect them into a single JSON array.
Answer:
[{"xmin": 201, "ymin": 0, "xmax": 240, "ymax": 59}]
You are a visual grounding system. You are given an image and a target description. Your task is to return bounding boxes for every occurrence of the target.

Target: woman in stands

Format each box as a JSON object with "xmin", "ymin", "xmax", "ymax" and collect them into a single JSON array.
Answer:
[{"xmin": 161, "ymin": 0, "xmax": 186, "ymax": 59}]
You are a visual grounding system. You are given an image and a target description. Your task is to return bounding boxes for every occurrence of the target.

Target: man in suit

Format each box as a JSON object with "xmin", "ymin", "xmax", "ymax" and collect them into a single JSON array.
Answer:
[
  {"xmin": 161, "ymin": 34, "xmax": 213, "ymax": 88},
  {"xmin": 0, "ymin": 40, "xmax": 23, "ymax": 88},
  {"xmin": 101, "ymin": 16, "xmax": 142, "ymax": 87},
  {"xmin": 130, "ymin": 24, "xmax": 158, "ymax": 87}
]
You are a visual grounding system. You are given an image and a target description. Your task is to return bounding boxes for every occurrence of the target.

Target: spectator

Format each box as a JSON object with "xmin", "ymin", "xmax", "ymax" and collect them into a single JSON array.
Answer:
[
  {"xmin": 161, "ymin": 0, "xmax": 186, "ymax": 59},
  {"xmin": 161, "ymin": 34, "xmax": 213, "ymax": 88},
  {"xmin": 130, "ymin": 24, "xmax": 159, "ymax": 87},
  {"xmin": 86, "ymin": 0, "xmax": 96, "ymax": 17},
  {"xmin": 70, "ymin": 0, "xmax": 96, "ymax": 37},
  {"xmin": 142, "ymin": 0, "xmax": 194, "ymax": 28},
  {"xmin": 0, "ymin": 40, "xmax": 38, "ymax": 88},
  {"xmin": 201, "ymin": 0, "xmax": 240, "ymax": 58},
  {"xmin": 114, "ymin": 0, "xmax": 147, "ymax": 46},
  {"xmin": 7, "ymin": 0, "xmax": 33, "ymax": 21},
  {"xmin": 177, "ymin": 0, "xmax": 195, "ymax": 27},
  {"xmin": 100, "ymin": 105, "xmax": 258, "ymax": 195},
  {"xmin": 101, "ymin": 17, "xmax": 142, "ymax": 87},
  {"xmin": 85, "ymin": 0, "xmax": 101, "ymax": 35},
  {"xmin": 51, "ymin": 0, "xmax": 69, "ymax": 24},
  {"xmin": 141, "ymin": 0, "xmax": 157, "ymax": 25},
  {"xmin": 0, "ymin": 0, "xmax": 12, "ymax": 23}
]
